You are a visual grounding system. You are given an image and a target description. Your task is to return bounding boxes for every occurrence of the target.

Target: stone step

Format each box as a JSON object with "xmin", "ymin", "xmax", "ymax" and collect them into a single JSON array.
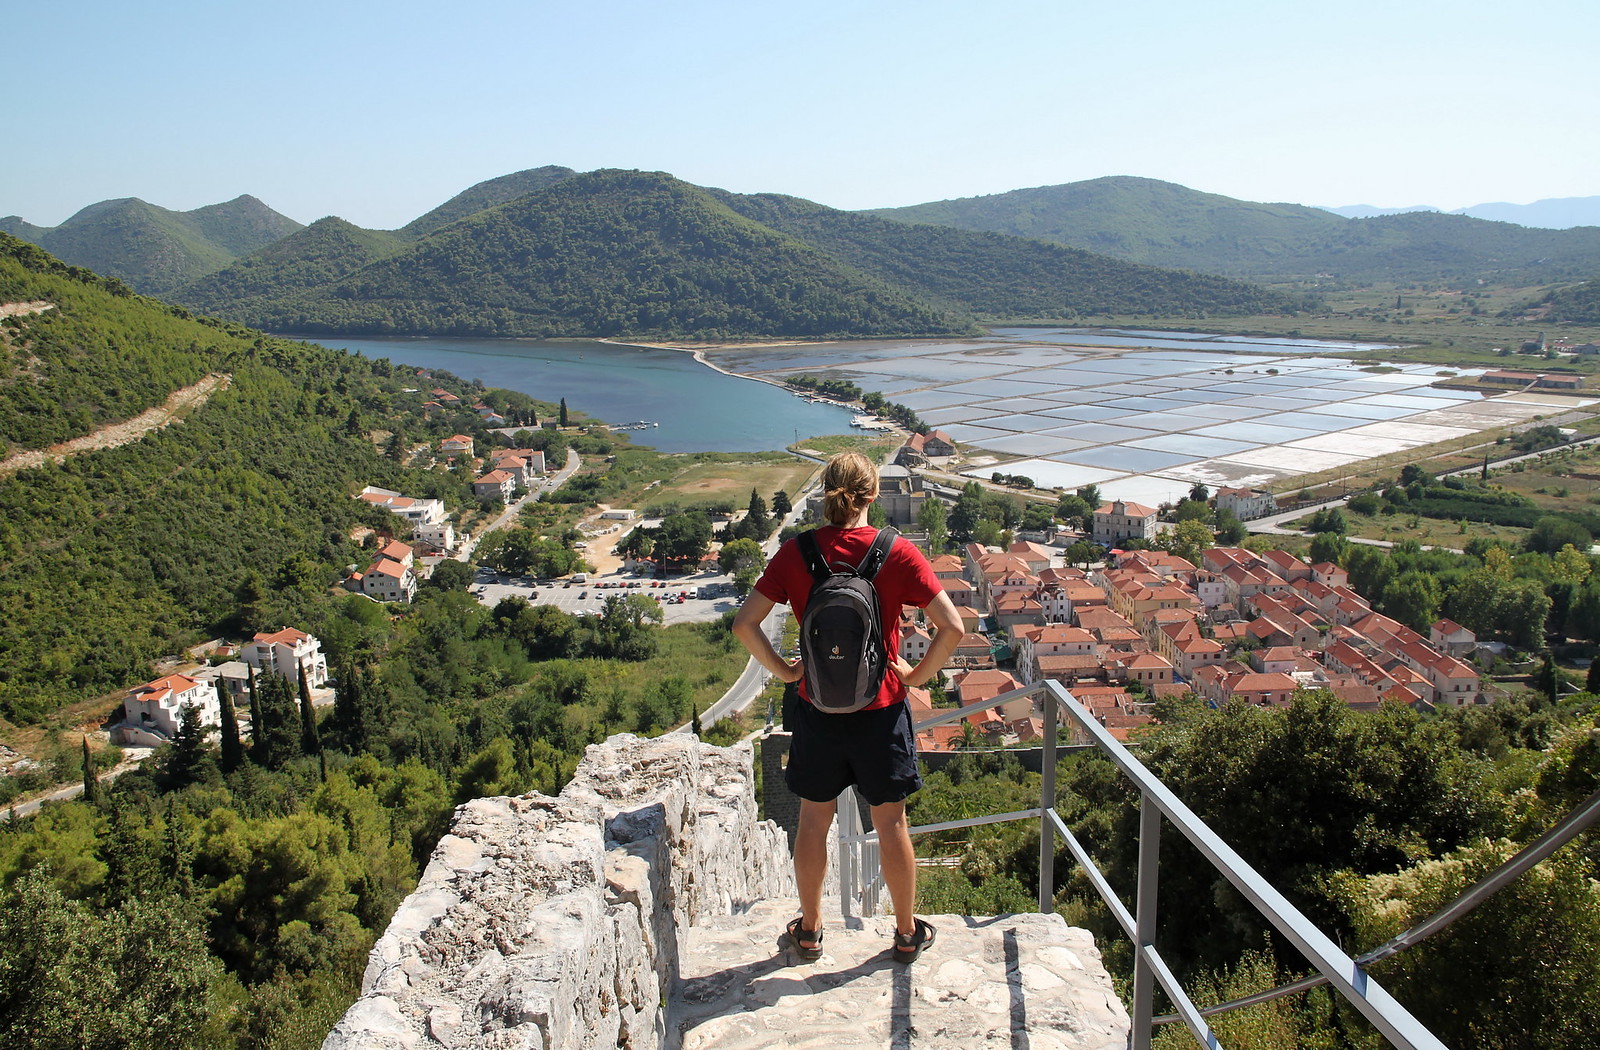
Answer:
[{"xmin": 670, "ymin": 898, "xmax": 1129, "ymax": 1050}]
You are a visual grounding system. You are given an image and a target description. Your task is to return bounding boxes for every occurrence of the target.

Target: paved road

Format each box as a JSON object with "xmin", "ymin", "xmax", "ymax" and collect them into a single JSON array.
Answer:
[
  {"xmin": 680, "ymin": 470, "xmax": 824, "ymax": 732},
  {"xmin": 8, "ymin": 748, "xmax": 152, "ymax": 819},
  {"xmin": 1247, "ymin": 434, "xmax": 1600, "ymax": 552},
  {"xmin": 458, "ymin": 447, "xmax": 581, "ymax": 561}
]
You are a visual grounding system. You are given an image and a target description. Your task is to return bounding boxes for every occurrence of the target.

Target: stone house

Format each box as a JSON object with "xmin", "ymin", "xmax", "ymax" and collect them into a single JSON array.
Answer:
[{"xmin": 1092, "ymin": 500, "xmax": 1159, "ymax": 546}]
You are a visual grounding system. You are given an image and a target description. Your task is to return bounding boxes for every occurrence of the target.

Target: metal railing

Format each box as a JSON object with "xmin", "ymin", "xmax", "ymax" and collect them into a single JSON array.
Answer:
[{"xmin": 833, "ymin": 679, "xmax": 1449, "ymax": 1050}]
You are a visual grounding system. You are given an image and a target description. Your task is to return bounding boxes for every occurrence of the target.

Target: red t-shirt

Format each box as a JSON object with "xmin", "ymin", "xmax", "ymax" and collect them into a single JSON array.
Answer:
[{"xmin": 754, "ymin": 526, "xmax": 941, "ymax": 710}]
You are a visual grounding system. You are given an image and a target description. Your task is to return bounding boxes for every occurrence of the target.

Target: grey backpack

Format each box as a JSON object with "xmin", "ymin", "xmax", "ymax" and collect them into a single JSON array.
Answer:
[{"xmin": 797, "ymin": 527, "xmax": 899, "ymax": 712}]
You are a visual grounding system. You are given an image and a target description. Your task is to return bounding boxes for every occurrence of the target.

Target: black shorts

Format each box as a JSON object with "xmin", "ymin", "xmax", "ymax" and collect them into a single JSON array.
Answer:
[{"xmin": 785, "ymin": 698, "xmax": 922, "ymax": 807}]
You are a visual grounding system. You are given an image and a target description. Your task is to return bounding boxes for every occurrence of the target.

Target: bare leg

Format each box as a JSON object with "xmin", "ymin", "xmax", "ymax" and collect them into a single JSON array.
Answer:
[
  {"xmin": 871, "ymin": 800, "xmax": 917, "ymax": 937},
  {"xmin": 794, "ymin": 798, "xmax": 836, "ymax": 948}
]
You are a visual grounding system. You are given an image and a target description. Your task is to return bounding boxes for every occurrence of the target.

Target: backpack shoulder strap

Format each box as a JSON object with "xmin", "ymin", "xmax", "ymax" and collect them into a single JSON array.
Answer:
[
  {"xmin": 856, "ymin": 527, "xmax": 900, "ymax": 580},
  {"xmin": 797, "ymin": 529, "xmax": 830, "ymax": 581}
]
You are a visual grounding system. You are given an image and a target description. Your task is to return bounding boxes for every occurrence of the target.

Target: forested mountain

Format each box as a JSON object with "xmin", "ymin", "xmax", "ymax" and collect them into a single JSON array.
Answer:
[
  {"xmin": 170, "ymin": 170, "xmax": 1301, "ymax": 338},
  {"xmin": 172, "ymin": 169, "xmax": 976, "ymax": 339},
  {"xmin": 0, "ymin": 195, "xmax": 303, "ymax": 295},
  {"xmin": 714, "ymin": 190, "xmax": 1308, "ymax": 319},
  {"xmin": 176, "ymin": 217, "xmax": 409, "ymax": 320},
  {"xmin": 0, "ymin": 232, "xmax": 503, "ymax": 720},
  {"xmin": 865, "ymin": 176, "xmax": 1600, "ymax": 284},
  {"xmin": 399, "ymin": 165, "xmax": 577, "ymax": 238}
]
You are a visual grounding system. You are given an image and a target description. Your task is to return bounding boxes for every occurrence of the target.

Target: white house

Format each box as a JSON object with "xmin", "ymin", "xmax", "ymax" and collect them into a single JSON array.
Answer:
[
  {"xmin": 358, "ymin": 486, "xmax": 445, "ymax": 526},
  {"xmin": 351, "ymin": 557, "xmax": 417, "ymax": 602},
  {"xmin": 1215, "ymin": 487, "xmax": 1279, "ymax": 521},
  {"xmin": 120, "ymin": 673, "xmax": 220, "ymax": 745},
  {"xmin": 244, "ymin": 628, "xmax": 329, "ymax": 689},
  {"xmin": 413, "ymin": 521, "xmax": 457, "ymax": 554}
]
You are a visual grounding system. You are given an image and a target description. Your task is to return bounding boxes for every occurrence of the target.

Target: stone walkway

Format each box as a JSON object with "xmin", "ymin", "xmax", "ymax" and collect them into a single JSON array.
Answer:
[{"xmin": 671, "ymin": 899, "xmax": 1129, "ymax": 1050}]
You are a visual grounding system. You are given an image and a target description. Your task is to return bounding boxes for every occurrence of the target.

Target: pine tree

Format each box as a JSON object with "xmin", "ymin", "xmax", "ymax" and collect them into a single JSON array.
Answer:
[
  {"xmin": 166, "ymin": 704, "xmax": 210, "ymax": 787},
  {"xmin": 772, "ymin": 489, "xmax": 792, "ymax": 517},
  {"xmin": 234, "ymin": 570, "xmax": 269, "ymax": 635},
  {"xmin": 1587, "ymin": 658, "xmax": 1600, "ymax": 695}
]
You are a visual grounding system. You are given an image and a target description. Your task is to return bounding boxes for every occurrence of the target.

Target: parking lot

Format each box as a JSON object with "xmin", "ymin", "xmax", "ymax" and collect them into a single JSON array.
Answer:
[{"xmin": 470, "ymin": 567, "xmax": 745, "ymax": 625}]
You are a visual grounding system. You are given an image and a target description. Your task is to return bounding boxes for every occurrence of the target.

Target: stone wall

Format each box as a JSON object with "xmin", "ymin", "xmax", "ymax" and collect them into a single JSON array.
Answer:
[{"xmin": 324, "ymin": 734, "xmax": 795, "ymax": 1050}]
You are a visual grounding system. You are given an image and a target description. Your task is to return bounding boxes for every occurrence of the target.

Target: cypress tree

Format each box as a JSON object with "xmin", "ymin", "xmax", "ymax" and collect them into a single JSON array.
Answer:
[
  {"xmin": 81, "ymin": 737, "xmax": 99, "ymax": 806},
  {"xmin": 167, "ymin": 705, "xmax": 209, "ymax": 787},
  {"xmin": 258, "ymin": 674, "xmax": 303, "ymax": 769},
  {"xmin": 559, "ymin": 398, "xmax": 569, "ymax": 427},
  {"xmin": 163, "ymin": 798, "xmax": 194, "ymax": 897},
  {"xmin": 334, "ymin": 657, "xmax": 363, "ymax": 751},
  {"xmin": 218, "ymin": 683, "xmax": 243, "ymax": 773},
  {"xmin": 298, "ymin": 663, "xmax": 321, "ymax": 757},
  {"xmin": 247, "ymin": 666, "xmax": 267, "ymax": 768},
  {"xmin": 362, "ymin": 666, "xmax": 393, "ymax": 755}
]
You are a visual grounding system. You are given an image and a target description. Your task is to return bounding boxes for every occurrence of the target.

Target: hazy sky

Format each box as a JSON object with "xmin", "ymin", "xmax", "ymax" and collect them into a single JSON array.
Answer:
[{"xmin": 6, "ymin": 0, "xmax": 1596, "ymax": 229}]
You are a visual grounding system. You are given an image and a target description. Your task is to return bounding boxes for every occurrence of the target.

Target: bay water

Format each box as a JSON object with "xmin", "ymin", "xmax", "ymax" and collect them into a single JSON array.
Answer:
[{"xmin": 301, "ymin": 336, "xmax": 858, "ymax": 453}]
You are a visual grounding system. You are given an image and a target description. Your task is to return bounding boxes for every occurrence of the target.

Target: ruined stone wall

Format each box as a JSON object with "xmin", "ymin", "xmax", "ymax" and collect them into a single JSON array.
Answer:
[{"xmin": 324, "ymin": 734, "xmax": 795, "ymax": 1050}]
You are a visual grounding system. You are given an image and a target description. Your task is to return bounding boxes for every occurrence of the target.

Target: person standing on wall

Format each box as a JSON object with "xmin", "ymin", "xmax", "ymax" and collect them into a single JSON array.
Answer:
[{"xmin": 732, "ymin": 451, "xmax": 965, "ymax": 963}]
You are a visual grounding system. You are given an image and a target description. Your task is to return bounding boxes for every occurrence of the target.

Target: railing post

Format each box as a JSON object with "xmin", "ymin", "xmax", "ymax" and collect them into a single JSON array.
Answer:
[
  {"xmin": 1038, "ymin": 685, "xmax": 1059, "ymax": 914},
  {"xmin": 1130, "ymin": 792, "xmax": 1162, "ymax": 1050},
  {"xmin": 837, "ymin": 785, "xmax": 859, "ymax": 920}
]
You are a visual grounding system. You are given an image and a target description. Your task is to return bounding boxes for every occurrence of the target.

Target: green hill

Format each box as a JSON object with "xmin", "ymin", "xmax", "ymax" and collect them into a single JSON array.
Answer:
[
  {"xmin": 175, "ymin": 216, "xmax": 409, "ymax": 322},
  {"xmin": 174, "ymin": 169, "xmax": 975, "ymax": 339},
  {"xmin": 171, "ymin": 169, "xmax": 1300, "ymax": 338},
  {"xmin": 0, "ymin": 216, "xmax": 49, "ymax": 243},
  {"xmin": 0, "ymin": 195, "xmax": 303, "ymax": 295},
  {"xmin": 1531, "ymin": 278, "xmax": 1600, "ymax": 323},
  {"xmin": 0, "ymin": 233, "xmax": 492, "ymax": 719},
  {"xmin": 400, "ymin": 165, "xmax": 577, "ymax": 238},
  {"xmin": 715, "ymin": 189, "xmax": 1307, "ymax": 319},
  {"xmin": 866, "ymin": 176, "xmax": 1600, "ymax": 284}
]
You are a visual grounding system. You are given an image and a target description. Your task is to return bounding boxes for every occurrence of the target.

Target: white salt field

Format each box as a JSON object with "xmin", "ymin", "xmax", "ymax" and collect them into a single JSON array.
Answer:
[{"xmin": 707, "ymin": 327, "xmax": 1596, "ymax": 505}]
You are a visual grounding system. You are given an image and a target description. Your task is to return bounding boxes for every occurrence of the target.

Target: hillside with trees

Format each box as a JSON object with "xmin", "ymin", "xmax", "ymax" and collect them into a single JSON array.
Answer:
[
  {"xmin": 174, "ymin": 217, "xmax": 409, "ymax": 321},
  {"xmin": 0, "ymin": 236, "xmax": 761, "ymax": 1046},
  {"xmin": 1529, "ymin": 276, "xmax": 1600, "ymax": 323},
  {"xmin": 715, "ymin": 189, "xmax": 1310, "ymax": 319},
  {"xmin": 169, "ymin": 170, "xmax": 1307, "ymax": 339},
  {"xmin": 1, "ymin": 233, "xmax": 524, "ymax": 719},
  {"xmin": 865, "ymin": 176, "xmax": 1600, "ymax": 284},
  {"xmin": 398, "ymin": 165, "xmax": 578, "ymax": 238},
  {"xmin": 0, "ymin": 195, "xmax": 303, "ymax": 295},
  {"xmin": 172, "ymin": 170, "xmax": 976, "ymax": 339}
]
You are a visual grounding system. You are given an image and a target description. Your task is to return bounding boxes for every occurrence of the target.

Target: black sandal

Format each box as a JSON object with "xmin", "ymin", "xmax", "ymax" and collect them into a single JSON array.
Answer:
[
  {"xmin": 785, "ymin": 917, "xmax": 823, "ymax": 960},
  {"xmin": 892, "ymin": 918, "xmax": 936, "ymax": 963}
]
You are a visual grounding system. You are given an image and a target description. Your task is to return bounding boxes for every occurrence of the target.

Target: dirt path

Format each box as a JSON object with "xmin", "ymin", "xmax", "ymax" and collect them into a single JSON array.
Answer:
[
  {"xmin": 0, "ymin": 372, "xmax": 231, "ymax": 478},
  {"xmin": 0, "ymin": 300, "xmax": 54, "ymax": 319}
]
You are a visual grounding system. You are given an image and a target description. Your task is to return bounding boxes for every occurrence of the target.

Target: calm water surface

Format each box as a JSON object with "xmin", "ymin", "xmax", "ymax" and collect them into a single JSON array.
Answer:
[
  {"xmin": 301, "ymin": 336, "xmax": 858, "ymax": 453},
  {"xmin": 303, "ymin": 328, "xmax": 1407, "ymax": 453}
]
